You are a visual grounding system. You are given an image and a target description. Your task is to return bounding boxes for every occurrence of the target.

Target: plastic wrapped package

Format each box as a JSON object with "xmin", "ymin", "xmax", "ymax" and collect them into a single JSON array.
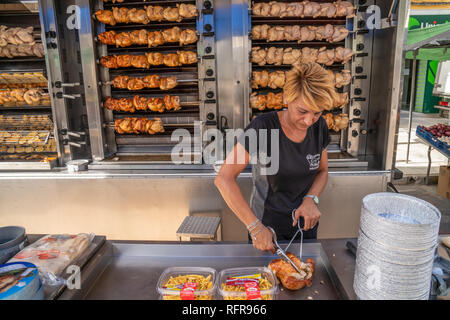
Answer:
[
  {"xmin": 218, "ymin": 267, "xmax": 278, "ymax": 300},
  {"xmin": 156, "ymin": 267, "xmax": 217, "ymax": 300},
  {"xmin": 8, "ymin": 233, "xmax": 94, "ymax": 285}
]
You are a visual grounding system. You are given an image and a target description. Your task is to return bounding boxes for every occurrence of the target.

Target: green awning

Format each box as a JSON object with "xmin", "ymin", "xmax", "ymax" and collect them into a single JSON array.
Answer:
[{"xmin": 405, "ymin": 22, "xmax": 450, "ymax": 60}]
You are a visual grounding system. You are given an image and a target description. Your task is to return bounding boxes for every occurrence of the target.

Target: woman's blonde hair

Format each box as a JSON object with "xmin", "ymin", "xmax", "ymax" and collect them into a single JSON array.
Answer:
[{"xmin": 284, "ymin": 62, "xmax": 337, "ymax": 112}]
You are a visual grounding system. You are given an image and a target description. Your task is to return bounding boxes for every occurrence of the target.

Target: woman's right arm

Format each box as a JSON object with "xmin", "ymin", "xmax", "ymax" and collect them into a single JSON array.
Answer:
[{"xmin": 214, "ymin": 143, "xmax": 275, "ymax": 253}]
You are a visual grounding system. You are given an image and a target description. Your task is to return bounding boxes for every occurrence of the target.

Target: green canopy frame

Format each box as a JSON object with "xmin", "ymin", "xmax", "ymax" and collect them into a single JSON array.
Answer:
[{"xmin": 404, "ymin": 22, "xmax": 450, "ymax": 163}]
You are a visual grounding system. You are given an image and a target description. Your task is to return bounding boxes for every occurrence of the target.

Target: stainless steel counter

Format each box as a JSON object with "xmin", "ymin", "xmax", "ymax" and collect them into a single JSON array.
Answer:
[
  {"xmin": 61, "ymin": 239, "xmax": 358, "ymax": 300},
  {"xmin": 0, "ymin": 167, "xmax": 390, "ymax": 180}
]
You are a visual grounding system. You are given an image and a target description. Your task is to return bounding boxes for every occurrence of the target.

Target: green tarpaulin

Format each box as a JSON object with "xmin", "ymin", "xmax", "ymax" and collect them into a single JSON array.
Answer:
[{"xmin": 405, "ymin": 22, "xmax": 450, "ymax": 60}]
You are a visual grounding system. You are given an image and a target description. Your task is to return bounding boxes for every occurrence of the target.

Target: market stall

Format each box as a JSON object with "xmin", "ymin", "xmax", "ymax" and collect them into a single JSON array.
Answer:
[{"xmin": 404, "ymin": 22, "xmax": 450, "ymax": 163}]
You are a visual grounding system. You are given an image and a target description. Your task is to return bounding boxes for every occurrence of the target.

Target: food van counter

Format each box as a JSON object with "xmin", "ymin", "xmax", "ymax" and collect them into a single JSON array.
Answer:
[{"xmin": 53, "ymin": 238, "xmax": 360, "ymax": 300}]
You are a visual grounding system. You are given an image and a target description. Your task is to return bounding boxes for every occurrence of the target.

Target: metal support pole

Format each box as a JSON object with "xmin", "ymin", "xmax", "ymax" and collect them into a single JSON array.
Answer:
[
  {"xmin": 406, "ymin": 51, "xmax": 418, "ymax": 163},
  {"xmin": 426, "ymin": 145, "xmax": 432, "ymax": 185}
]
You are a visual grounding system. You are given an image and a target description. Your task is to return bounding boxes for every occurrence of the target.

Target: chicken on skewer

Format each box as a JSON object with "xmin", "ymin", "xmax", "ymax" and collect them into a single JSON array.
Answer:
[
  {"xmin": 95, "ymin": 5, "xmax": 198, "ymax": 25},
  {"xmin": 0, "ymin": 43, "xmax": 44, "ymax": 58},
  {"xmin": 104, "ymin": 95, "xmax": 181, "ymax": 113},
  {"xmin": 0, "ymin": 88, "xmax": 48, "ymax": 106},
  {"xmin": 250, "ymin": 92, "xmax": 285, "ymax": 111},
  {"xmin": 110, "ymin": 75, "xmax": 178, "ymax": 91},
  {"xmin": 252, "ymin": 1, "xmax": 355, "ymax": 18},
  {"xmin": 114, "ymin": 117, "xmax": 164, "ymax": 135},
  {"xmin": 0, "ymin": 26, "xmax": 35, "ymax": 46},
  {"xmin": 323, "ymin": 113, "xmax": 349, "ymax": 132},
  {"xmin": 252, "ymin": 24, "xmax": 349, "ymax": 44},
  {"xmin": 251, "ymin": 46, "xmax": 353, "ymax": 66},
  {"xmin": 333, "ymin": 92, "xmax": 349, "ymax": 109},
  {"xmin": 100, "ymin": 52, "xmax": 198, "ymax": 69},
  {"xmin": 252, "ymin": 70, "xmax": 284, "ymax": 89}
]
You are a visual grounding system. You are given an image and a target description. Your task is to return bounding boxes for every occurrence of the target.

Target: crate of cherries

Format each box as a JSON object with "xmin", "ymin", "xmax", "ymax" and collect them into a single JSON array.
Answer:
[{"xmin": 417, "ymin": 124, "xmax": 450, "ymax": 156}]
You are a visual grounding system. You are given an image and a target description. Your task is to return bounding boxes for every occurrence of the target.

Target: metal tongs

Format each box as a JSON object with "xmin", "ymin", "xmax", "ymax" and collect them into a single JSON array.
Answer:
[{"xmin": 268, "ymin": 209, "xmax": 304, "ymax": 274}]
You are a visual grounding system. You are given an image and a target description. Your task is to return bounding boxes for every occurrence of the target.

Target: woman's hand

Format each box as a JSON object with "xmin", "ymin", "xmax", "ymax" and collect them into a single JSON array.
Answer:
[
  {"xmin": 293, "ymin": 197, "xmax": 322, "ymax": 231},
  {"xmin": 251, "ymin": 226, "xmax": 275, "ymax": 253}
]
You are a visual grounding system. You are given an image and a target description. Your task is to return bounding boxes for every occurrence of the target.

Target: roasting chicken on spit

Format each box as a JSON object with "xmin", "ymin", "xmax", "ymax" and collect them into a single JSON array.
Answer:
[
  {"xmin": 252, "ymin": 69, "xmax": 349, "ymax": 89},
  {"xmin": 131, "ymin": 55, "xmax": 150, "ymax": 69},
  {"xmin": 104, "ymin": 94, "xmax": 180, "ymax": 113},
  {"xmin": 250, "ymin": 92, "xmax": 285, "ymax": 111},
  {"xmin": 177, "ymin": 50, "xmax": 198, "ymax": 65},
  {"xmin": 95, "ymin": 5, "xmax": 197, "ymax": 25},
  {"xmin": 98, "ymin": 28, "xmax": 198, "ymax": 48},
  {"xmin": 0, "ymin": 26, "xmax": 35, "ymax": 47},
  {"xmin": 114, "ymin": 117, "xmax": 164, "ymax": 135},
  {"xmin": 0, "ymin": 82, "xmax": 47, "ymax": 89},
  {"xmin": 333, "ymin": 92, "xmax": 349, "ymax": 109},
  {"xmin": 327, "ymin": 70, "xmax": 351, "ymax": 88},
  {"xmin": 252, "ymin": 70, "xmax": 285, "ymax": 89},
  {"xmin": 0, "ymin": 72, "xmax": 47, "ymax": 84},
  {"xmin": 251, "ymin": 46, "xmax": 353, "ymax": 66},
  {"xmin": 98, "ymin": 30, "xmax": 116, "ymax": 45},
  {"xmin": 95, "ymin": 10, "xmax": 116, "ymax": 25},
  {"xmin": 268, "ymin": 252, "xmax": 315, "ymax": 290},
  {"xmin": 145, "ymin": 52, "xmax": 164, "ymax": 65},
  {"xmin": 100, "ymin": 51, "xmax": 197, "ymax": 69},
  {"xmin": 0, "ymin": 88, "xmax": 50, "ymax": 106},
  {"xmin": 252, "ymin": 1, "xmax": 355, "ymax": 18},
  {"xmin": 163, "ymin": 53, "xmax": 181, "ymax": 67},
  {"xmin": 0, "ymin": 43, "xmax": 44, "ymax": 58},
  {"xmin": 323, "ymin": 113, "xmax": 349, "ymax": 132},
  {"xmin": 252, "ymin": 24, "xmax": 349, "ymax": 43},
  {"xmin": 111, "ymin": 75, "xmax": 177, "ymax": 91}
]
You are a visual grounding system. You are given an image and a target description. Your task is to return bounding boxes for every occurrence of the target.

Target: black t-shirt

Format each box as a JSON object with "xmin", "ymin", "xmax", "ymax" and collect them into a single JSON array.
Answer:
[{"xmin": 238, "ymin": 111, "xmax": 330, "ymax": 240}]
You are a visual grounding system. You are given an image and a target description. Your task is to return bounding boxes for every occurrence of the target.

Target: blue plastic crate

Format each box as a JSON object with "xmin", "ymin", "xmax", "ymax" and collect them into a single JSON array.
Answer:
[{"xmin": 416, "ymin": 126, "xmax": 450, "ymax": 157}]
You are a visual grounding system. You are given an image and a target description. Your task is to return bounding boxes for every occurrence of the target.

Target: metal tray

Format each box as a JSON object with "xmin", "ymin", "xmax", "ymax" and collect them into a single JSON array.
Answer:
[
  {"xmin": 0, "ymin": 158, "xmax": 56, "ymax": 170},
  {"xmin": 84, "ymin": 242, "xmax": 349, "ymax": 300}
]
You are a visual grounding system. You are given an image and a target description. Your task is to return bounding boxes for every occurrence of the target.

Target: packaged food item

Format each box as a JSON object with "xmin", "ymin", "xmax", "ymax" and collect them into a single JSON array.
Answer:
[
  {"xmin": 218, "ymin": 267, "xmax": 278, "ymax": 300},
  {"xmin": 157, "ymin": 267, "xmax": 216, "ymax": 300},
  {"xmin": 8, "ymin": 233, "xmax": 94, "ymax": 285},
  {"xmin": 0, "ymin": 262, "xmax": 41, "ymax": 300}
]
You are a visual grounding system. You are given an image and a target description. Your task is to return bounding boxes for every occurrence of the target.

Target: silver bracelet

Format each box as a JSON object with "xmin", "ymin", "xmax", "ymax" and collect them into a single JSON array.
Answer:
[
  {"xmin": 246, "ymin": 219, "xmax": 260, "ymax": 231},
  {"xmin": 251, "ymin": 224, "xmax": 265, "ymax": 240}
]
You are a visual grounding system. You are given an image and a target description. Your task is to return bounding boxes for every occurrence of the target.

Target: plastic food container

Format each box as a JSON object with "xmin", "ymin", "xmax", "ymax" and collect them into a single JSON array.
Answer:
[
  {"xmin": 156, "ymin": 267, "xmax": 217, "ymax": 300},
  {"xmin": 218, "ymin": 267, "xmax": 278, "ymax": 300},
  {"xmin": 0, "ymin": 226, "xmax": 27, "ymax": 265}
]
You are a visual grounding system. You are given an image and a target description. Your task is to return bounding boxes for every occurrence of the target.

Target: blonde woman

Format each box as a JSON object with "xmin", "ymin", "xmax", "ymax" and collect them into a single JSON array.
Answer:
[{"xmin": 215, "ymin": 62, "xmax": 337, "ymax": 252}]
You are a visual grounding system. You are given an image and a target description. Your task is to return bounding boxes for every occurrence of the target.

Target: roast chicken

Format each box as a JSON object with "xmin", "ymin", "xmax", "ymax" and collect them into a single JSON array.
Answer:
[
  {"xmin": 251, "ymin": 46, "xmax": 353, "ymax": 66},
  {"xmin": 252, "ymin": 1, "xmax": 354, "ymax": 18},
  {"xmin": 114, "ymin": 117, "xmax": 164, "ymax": 135},
  {"xmin": 333, "ymin": 92, "xmax": 349, "ymax": 109},
  {"xmin": 323, "ymin": 113, "xmax": 349, "ymax": 132},
  {"xmin": 100, "ymin": 51, "xmax": 197, "ymax": 69},
  {"xmin": 95, "ymin": 5, "xmax": 197, "ymax": 25},
  {"xmin": 98, "ymin": 28, "xmax": 198, "ymax": 48},
  {"xmin": 0, "ymin": 43, "xmax": 44, "ymax": 58},
  {"xmin": 0, "ymin": 88, "xmax": 50, "ymax": 106},
  {"xmin": 0, "ymin": 26, "xmax": 35, "ymax": 47},
  {"xmin": 252, "ymin": 70, "xmax": 284, "ymax": 89},
  {"xmin": 268, "ymin": 252, "xmax": 315, "ymax": 290},
  {"xmin": 250, "ymin": 92, "xmax": 285, "ymax": 111},
  {"xmin": 252, "ymin": 24, "xmax": 349, "ymax": 43},
  {"xmin": 104, "ymin": 94, "xmax": 181, "ymax": 113},
  {"xmin": 111, "ymin": 75, "xmax": 177, "ymax": 91},
  {"xmin": 252, "ymin": 69, "xmax": 350, "ymax": 90}
]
